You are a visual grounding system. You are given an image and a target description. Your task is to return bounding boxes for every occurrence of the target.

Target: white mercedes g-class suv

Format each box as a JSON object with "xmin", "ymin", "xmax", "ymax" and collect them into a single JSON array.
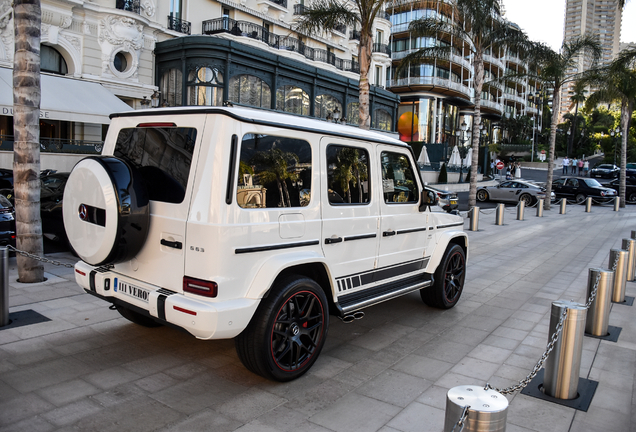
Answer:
[{"xmin": 63, "ymin": 106, "xmax": 467, "ymax": 381}]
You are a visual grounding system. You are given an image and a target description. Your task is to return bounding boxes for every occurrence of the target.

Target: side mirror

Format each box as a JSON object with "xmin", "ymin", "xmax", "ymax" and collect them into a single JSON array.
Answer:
[{"xmin": 419, "ymin": 189, "xmax": 438, "ymax": 212}]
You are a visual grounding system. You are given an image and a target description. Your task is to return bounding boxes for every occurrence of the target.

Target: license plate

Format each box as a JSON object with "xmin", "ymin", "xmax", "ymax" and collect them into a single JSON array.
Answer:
[
  {"xmin": 450, "ymin": 200, "xmax": 457, "ymax": 205},
  {"xmin": 115, "ymin": 279, "xmax": 150, "ymax": 303}
]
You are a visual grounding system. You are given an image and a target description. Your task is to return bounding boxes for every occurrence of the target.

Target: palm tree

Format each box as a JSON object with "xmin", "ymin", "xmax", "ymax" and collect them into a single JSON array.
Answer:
[
  {"xmin": 530, "ymin": 36, "xmax": 601, "ymax": 210},
  {"xmin": 13, "ymin": 0, "xmax": 44, "ymax": 282},
  {"xmin": 397, "ymin": 0, "xmax": 531, "ymax": 208},
  {"xmin": 583, "ymin": 53, "xmax": 636, "ymax": 208},
  {"xmin": 567, "ymin": 80, "xmax": 587, "ymax": 157},
  {"xmin": 295, "ymin": 0, "xmax": 387, "ymax": 130}
]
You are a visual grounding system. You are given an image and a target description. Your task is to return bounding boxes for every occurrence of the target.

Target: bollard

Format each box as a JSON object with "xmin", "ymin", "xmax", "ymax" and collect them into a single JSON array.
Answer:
[
  {"xmin": 536, "ymin": 198, "xmax": 544, "ymax": 217},
  {"xmin": 559, "ymin": 198, "xmax": 567, "ymax": 214},
  {"xmin": 623, "ymin": 238, "xmax": 636, "ymax": 282},
  {"xmin": 0, "ymin": 247, "xmax": 8, "ymax": 327},
  {"xmin": 614, "ymin": 197, "xmax": 620, "ymax": 211},
  {"xmin": 610, "ymin": 248, "xmax": 629, "ymax": 303},
  {"xmin": 495, "ymin": 203, "xmax": 505, "ymax": 225},
  {"xmin": 543, "ymin": 301, "xmax": 587, "ymax": 399},
  {"xmin": 444, "ymin": 385, "xmax": 508, "ymax": 432},
  {"xmin": 469, "ymin": 207, "xmax": 479, "ymax": 231},
  {"xmin": 517, "ymin": 201, "xmax": 525, "ymax": 220},
  {"xmin": 585, "ymin": 197, "xmax": 592, "ymax": 212},
  {"xmin": 631, "ymin": 230, "xmax": 636, "ymax": 240},
  {"xmin": 585, "ymin": 268, "xmax": 614, "ymax": 337}
]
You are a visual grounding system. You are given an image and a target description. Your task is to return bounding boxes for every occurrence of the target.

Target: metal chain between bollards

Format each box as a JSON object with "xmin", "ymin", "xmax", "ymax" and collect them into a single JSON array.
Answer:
[
  {"xmin": 450, "ymin": 405, "xmax": 471, "ymax": 432},
  {"xmin": 5, "ymin": 245, "xmax": 75, "ymax": 268},
  {"xmin": 486, "ymin": 256, "xmax": 613, "ymax": 395}
]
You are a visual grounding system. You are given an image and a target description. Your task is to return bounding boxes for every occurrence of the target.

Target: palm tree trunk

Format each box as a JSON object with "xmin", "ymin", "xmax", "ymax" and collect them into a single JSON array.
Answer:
[
  {"xmin": 468, "ymin": 53, "xmax": 484, "ymax": 209},
  {"xmin": 619, "ymin": 99, "xmax": 632, "ymax": 208},
  {"xmin": 13, "ymin": 0, "xmax": 44, "ymax": 283},
  {"xmin": 544, "ymin": 88, "xmax": 561, "ymax": 211},
  {"xmin": 358, "ymin": 31, "xmax": 372, "ymax": 130}
]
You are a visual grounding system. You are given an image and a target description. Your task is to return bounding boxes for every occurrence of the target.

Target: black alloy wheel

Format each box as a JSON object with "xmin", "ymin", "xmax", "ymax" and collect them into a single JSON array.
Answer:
[
  {"xmin": 629, "ymin": 192, "xmax": 636, "ymax": 203},
  {"xmin": 421, "ymin": 244, "xmax": 466, "ymax": 309}
]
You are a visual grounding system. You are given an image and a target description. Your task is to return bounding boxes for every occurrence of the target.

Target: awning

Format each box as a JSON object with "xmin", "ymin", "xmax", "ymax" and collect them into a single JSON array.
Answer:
[{"xmin": 0, "ymin": 67, "xmax": 132, "ymax": 124}]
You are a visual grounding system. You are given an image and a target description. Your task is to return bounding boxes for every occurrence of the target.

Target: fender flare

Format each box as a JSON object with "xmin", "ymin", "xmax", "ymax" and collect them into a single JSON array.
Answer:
[
  {"xmin": 244, "ymin": 250, "xmax": 331, "ymax": 300},
  {"xmin": 427, "ymin": 230, "xmax": 468, "ymax": 272}
]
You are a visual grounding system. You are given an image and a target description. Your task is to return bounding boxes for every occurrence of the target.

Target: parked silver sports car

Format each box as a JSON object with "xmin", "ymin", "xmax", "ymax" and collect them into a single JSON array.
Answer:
[{"xmin": 476, "ymin": 180, "xmax": 555, "ymax": 205}]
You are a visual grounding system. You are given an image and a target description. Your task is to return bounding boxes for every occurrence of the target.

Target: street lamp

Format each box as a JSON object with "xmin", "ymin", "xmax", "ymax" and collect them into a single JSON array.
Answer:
[
  {"xmin": 150, "ymin": 90, "xmax": 161, "ymax": 108},
  {"xmin": 455, "ymin": 120, "xmax": 469, "ymax": 182},
  {"xmin": 610, "ymin": 127, "xmax": 620, "ymax": 166}
]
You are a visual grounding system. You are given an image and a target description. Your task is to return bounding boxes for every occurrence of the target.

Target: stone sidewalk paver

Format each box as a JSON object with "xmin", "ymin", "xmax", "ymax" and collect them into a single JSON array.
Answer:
[{"xmin": 1, "ymin": 202, "xmax": 635, "ymax": 431}]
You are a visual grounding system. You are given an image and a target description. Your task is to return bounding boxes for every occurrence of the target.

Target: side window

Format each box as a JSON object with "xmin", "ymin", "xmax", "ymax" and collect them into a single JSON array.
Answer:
[
  {"xmin": 326, "ymin": 145, "xmax": 370, "ymax": 205},
  {"xmin": 381, "ymin": 151, "xmax": 418, "ymax": 203},
  {"xmin": 237, "ymin": 134, "xmax": 311, "ymax": 208},
  {"xmin": 566, "ymin": 179, "xmax": 578, "ymax": 187},
  {"xmin": 500, "ymin": 181, "xmax": 512, "ymax": 188},
  {"xmin": 114, "ymin": 127, "xmax": 197, "ymax": 204}
]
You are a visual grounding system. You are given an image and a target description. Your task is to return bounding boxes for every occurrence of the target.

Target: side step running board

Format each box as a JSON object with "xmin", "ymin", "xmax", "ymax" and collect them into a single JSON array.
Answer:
[{"xmin": 337, "ymin": 274, "xmax": 433, "ymax": 315}]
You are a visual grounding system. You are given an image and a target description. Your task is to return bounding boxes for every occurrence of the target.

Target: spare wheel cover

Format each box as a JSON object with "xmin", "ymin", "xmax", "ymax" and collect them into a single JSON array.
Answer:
[{"xmin": 63, "ymin": 157, "xmax": 149, "ymax": 266}]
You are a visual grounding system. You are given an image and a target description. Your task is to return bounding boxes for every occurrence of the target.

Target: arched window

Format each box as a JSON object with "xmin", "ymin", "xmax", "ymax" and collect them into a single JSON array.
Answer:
[
  {"xmin": 346, "ymin": 102, "xmax": 359, "ymax": 125},
  {"xmin": 187, "ymin": 66, "xmax": 223, "ymax": 106},
  {"xmin": 315, "ymin": 94, "xmax": 342, "ymax": 120},
  {"xmin": 373, "ymin": 109, "xmax": 392, "ymax": 131},
  {"xmin": 41, "ymin": 45, "xmax": 67, "ymax": 75},
  {"xmin": 160, "ymin": 68, "xmax": 183, "ymax": 107},
  {"xmin": 276, "ymin": 86, "xmax": 309, "ymax": 116},
  {"xmin": 229, "ymin": 75, "xmax": 271, "ymax": 108}
]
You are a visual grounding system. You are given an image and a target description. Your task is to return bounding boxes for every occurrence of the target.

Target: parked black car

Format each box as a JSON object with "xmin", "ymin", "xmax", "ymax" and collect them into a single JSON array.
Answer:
[
  {"xmin": 0, "ymin": 194, "xmax": 15, "ymax": 246},
  {"xmin": 589, "ymin": 164, "xmax": 619, "ymax": 179},
  {"xmin": 607, "ymin": 177, "xmax": 636, "ymax": 203},
  {"xmin": 552, "ymin": 177, "xmax": 618, "ymax": 203}
]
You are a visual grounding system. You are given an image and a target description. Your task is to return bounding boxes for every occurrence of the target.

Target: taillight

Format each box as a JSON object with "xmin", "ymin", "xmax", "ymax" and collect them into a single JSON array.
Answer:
[{"xmin": 183, "ymin": 276, "xmax": 218, "ymax": 298}]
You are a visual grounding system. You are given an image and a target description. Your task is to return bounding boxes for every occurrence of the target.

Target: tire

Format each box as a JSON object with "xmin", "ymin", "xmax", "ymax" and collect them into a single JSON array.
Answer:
[
  {"xmin": 519, "ymin": 193, "xmax": 533, "ymax": 206},
  {"xmin": 235, "ymin": 276, "xmax": 329, "ymax": 381},
  {"xmin": 629, "ymin": 192, "xmax": 636, "ymax": 203},
  {"xmin": 62, "ymin": 157, "xmax": 150, "ymax": 266},
  {"xmin": 575, "ymin": 193, "xmax": 586, "ymax": 204},
  {"xmin": 476, "ymin": 189, "xmax": 489, "ymax": 202},
  {"xmin": 421, "ymin": 244, "xmax": 466, "ymax": 309},
  {"xmin": 115, "ymin": 305, "xmax": 162, "ymax": 328}
]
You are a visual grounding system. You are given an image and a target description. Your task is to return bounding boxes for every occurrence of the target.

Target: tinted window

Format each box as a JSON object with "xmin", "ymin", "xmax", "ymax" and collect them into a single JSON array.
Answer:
[
  {"xmin": 584, "ymin": 179, "xmax": 602, "ymax": 187},
  {"xmin": 326, "ymin": 145, "xmax": 370, "ymax": 205},
  {"xmin": 237, "ymin": 134, "xmax": 311, "ymax": 208},
  {"xmin": 381, "ymin": 152, "xmax": 418, "ymax": 203},
  {"xmin": 565, "ymin": 179, "xmax": 579, "ymax": 187},
  {"xmin": 114, "ymin": 127, "xmax": 197, "ymax": 203}
]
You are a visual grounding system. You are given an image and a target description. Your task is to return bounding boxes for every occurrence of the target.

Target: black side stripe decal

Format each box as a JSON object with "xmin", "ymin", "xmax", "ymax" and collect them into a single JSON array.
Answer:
[
  {"xmin": 235, "ymin": 240, "xmax": 320, "ymax": 254},
  {"xmin": 336, "ymin": 258, "xmax": 430, "ymax": 292}
]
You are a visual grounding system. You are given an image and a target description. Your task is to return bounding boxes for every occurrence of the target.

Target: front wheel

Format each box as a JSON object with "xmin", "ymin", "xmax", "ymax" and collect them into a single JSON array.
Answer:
[
  {"xmin": 421, "ymin": 244, "xmax": 466, "ymax": 309},
  {"xmin": 235, "ymin": 276, "xmax": 328, "ymax": 381}
]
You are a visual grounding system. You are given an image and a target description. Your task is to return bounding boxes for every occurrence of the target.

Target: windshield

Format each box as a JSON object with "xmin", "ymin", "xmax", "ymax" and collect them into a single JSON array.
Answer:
[
  {"xmin": 584, "ymin": 179, "xmax": 602, "ymax": 187},
  {"xmin": 596, "ymin": 165, "xmax": 614, "ymax": 169}
]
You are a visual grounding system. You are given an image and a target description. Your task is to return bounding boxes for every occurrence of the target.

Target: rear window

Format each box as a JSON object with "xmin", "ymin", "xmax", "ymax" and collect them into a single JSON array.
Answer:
[{"xmin": 114, "ymin": 127, "xmax": 197, "ymax": 203}]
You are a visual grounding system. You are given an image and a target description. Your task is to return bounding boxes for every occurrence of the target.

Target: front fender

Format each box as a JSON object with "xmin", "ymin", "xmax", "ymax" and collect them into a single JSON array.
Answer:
[
  {"xmin": 245, "ymin": 250, "xmax": 329, "ymax": 299},
  {"xmin": 428, "ymin": 230, "xmax": 468, "ymax": 272}
]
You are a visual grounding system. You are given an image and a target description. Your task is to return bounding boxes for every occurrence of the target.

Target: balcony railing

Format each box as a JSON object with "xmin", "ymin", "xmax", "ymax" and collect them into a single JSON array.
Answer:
[
  {"xmin": 116, "ymin": 0, "xmax": 140, "ymax": 14},
  {"xmin": 168, "ymin": 14, "xmax": 191, "ymax": 35},
  {"xmin": 202, "ymin": 18, "xmax": 360, "ymax": 74},
  {"xmin": 293, "ymin": 4, "xmax": 305, "ymax": 14},
  {"xmin": 372, "ymin": 43, "xmax": 391, "ymax": 56},
  {"xmin": 388, "ymin": 76, "xmax": 472, "ymax": 98}
]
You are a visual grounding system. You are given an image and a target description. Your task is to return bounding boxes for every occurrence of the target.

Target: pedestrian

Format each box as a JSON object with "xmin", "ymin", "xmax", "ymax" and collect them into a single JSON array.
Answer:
[
  {"xmin": 583, "ymin": 159, "xmax": 589, "ymax": 176},
  {"xmin": 562, "ymin": 156, "xmax": 570, "ymax": 174},
  {"xmin": 490, "ymin": 159, "xmax": 495, "ymax": 177},
  {"xmin": 578, "ymin": 158, "xmax": 584, "ymax": 175},
  {"xmin": 571, "ymin": 157, "xmax": 577, "ymax": 174},
  {"xmin": 515, "ymin": 162, "xmax": 521, "ymax": 179}
]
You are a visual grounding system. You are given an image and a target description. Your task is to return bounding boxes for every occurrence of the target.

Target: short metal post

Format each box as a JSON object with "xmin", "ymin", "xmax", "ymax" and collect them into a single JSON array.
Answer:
[
  {"xmin": 585, "ymin": 268, "xmax": 614, "ymax": 337},
  {"xmin": 609, "ymin": 249, "xmax": 628, "ymax": 303},
  {"xmin": 536, "ymin": 198, "xmax": 544, "ymax": 217},
  {"xmin": 543, "ymin": 300, "xmax": 587, "ymax": 400},
  {"xmin": 516, "ymin": 201, "xmax": 525, "ymax": 220},
  {"xmin": 631, "ymin": 230, "xmax": 636, "ymax": 240},
  {"xmin": 495, "ymin": 203, "xmax": 504, "ymax": 225},
  {"xmin": 0, "ymin": 247, "xmax": 8, "ymax": 327},
  {"xmin": 614, "ymin": 197, "xmax": 620, "ymax": 211},
  {"xmin": 622, "ymin": 238, "xmax": 636, "ymax": 282},
  {"xmin": 559, "ymin": 198, "xmax": 567, "ymax": 214},
  {"xmin": 469, "ymin": 207, "xmax": 479, "ymax": 231},
  {"xmin": 444, "ymin": 385, "xmax": 508, "ymax": 432},
  {"xmin": 585, "ymin": 197, "xmax": 592, "ymax": 212}
]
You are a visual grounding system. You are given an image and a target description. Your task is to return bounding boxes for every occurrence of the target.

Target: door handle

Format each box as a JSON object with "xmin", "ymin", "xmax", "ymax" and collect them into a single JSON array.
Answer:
[
  {"xmin": 382, "ymin": 230, "xmax": 396, "ymax": 237},
  {"xmin": 161, "ymin": 239, "xmax": 183, "ymax": 249},
  {"xmin": 325, "ymin": 237, "xmax": 343, "ymax": 244}
]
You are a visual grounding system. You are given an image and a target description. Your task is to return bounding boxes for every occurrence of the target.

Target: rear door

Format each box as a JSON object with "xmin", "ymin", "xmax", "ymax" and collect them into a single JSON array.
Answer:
[
  {"xmin": 320, "ymin": 138, "xmax": 380, "ymax": 295},
  {"xmin": 108, "ymin": 115, "xmax": 207, "ymax": 293}
]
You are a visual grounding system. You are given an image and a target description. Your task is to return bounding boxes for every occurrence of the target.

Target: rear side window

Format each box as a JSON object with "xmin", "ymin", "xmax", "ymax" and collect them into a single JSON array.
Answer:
[
  {"xmin": 237, "ymin": 134, "xmax": 311, "ymax": 208},
  {"xmin": 326, "ymin": 145, "xmax": 370, "ymax": 205},
  {"xmin": 114, "ymin": 127, "xmax": 197, "ymax": 204}
]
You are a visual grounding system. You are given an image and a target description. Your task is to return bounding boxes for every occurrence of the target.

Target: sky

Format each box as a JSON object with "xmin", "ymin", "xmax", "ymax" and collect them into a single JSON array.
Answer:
[{"xmin": 502, "ymin": 0, "xmax": 636, "ymax": 51}]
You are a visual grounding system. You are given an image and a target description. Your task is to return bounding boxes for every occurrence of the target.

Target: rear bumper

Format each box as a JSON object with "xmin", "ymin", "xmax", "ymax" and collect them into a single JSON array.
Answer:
[{"xmin": 74, "ymin": 261, "xmax": 259, "ymax": 340}]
